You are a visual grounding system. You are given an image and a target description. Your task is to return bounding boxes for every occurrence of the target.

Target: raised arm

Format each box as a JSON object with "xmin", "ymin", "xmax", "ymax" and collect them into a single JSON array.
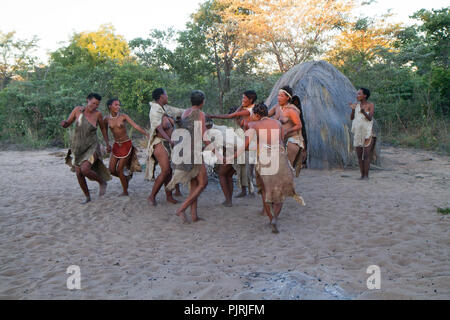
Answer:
[
  {"xmin": 60, "ymin": 106, "xmax": 81, "ymax": 128},
  {"xmin": 209, "ymin": 109, "xmax": 250, "ymax": 120},
  {"xmin": 124, "ymin": 114, "xmax": 149, "ymax": 138},
  {"xmin": 361, "ymin": 103, "xmax": 374, "ymax": 121}
]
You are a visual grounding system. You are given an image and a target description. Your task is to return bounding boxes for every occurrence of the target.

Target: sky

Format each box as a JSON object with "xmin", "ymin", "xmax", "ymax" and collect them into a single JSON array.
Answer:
[{"xmin": 1, "ymin": 0, "xmax": 448, "ymax": 62}]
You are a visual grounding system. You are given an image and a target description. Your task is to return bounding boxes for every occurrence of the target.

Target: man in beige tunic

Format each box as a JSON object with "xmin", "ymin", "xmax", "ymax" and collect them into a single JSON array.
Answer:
[{"xmin": 145, "ymin": 88, "xmax": 185, "ymax": 205}]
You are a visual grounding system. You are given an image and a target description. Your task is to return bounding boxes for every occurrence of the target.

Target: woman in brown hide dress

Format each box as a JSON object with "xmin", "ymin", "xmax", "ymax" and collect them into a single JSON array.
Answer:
[
  {"xmin": 230, "ymin": 103, "xmax": 305, "ymax": 233},
  {"xmin": 61, "ymin": 93, "xmax": 112, "ymax": 203}
]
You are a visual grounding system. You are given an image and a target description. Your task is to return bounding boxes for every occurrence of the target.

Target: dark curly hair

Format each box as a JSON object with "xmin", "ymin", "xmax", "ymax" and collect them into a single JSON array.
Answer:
[
  {"xmin": 152, "ymin": 88, "xmax": 166, "ymax": 101},
  {"xmin": 253, "ymin": 103, "xmax": 268, "ymax": 117},
  {"xmin": 106, "ymin": 98, "xmax": 120, "ymax": 109},
  {"xmin": 87, "ymin": 93, "xmax": 102, "ymax": 101},
  {"xmin": 360, "ymin": 87, "xmax": 371, "ymax": 99}
]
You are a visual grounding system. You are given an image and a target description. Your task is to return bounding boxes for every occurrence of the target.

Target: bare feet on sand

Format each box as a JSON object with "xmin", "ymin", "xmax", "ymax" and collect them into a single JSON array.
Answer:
[
  {"xmin": 120, "ymin": 192, "xmax": 129, "ymax": 197},
  {"xmin": 147, "ymin": 196, "xmax": 157, "ymax": 206},
  {"xmin": 176, "ymin": 211, "xmax": 189, "ymax": 224},
  {"xmin": 235, "ymin": 191, "xmax": 247, "ymax": 198},
  {"xmin": 222, "ymin": 200, "xmax": 232, "ymax": 207},
  {"xmin": 166, "ymin": 194, "xmax": 178, "ymax": 204},
  {"xmin": 82, "ymin": 197, "xmax": 91, "ymax": 204},
  {"xmin": 270, "ymin": 223, "xmax": 279, "ymax": 234},
  {"xmin": 192, "ymin": 216, "xmax": 205, "ymax": 223},
  {"xmin": 99, "ymin": 182, "xmax": 107, "ymax": 197}
]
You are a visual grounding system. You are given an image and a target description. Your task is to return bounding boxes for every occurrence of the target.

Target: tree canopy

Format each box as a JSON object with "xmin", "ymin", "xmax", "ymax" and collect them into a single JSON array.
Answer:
[{"xmin": 0, "ymin": 2, "xmax": 448, "ymax": 153}]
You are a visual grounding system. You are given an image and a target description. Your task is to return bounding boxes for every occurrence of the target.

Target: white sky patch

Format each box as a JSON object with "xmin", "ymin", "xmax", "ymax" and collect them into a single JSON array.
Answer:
[{"xmin": 0, "ymin": 0, "xmax": 447, "ymax": 63}]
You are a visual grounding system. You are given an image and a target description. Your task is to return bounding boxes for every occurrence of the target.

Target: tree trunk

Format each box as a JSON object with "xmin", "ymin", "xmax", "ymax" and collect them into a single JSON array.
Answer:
[{"xmin": 212, "ymin": 39, "xmax": 224, "ymax": 113}]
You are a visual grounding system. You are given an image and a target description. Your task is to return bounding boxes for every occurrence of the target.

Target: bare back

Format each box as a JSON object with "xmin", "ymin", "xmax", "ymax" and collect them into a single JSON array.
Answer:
[
  {"xmin": 182, "ymin": 107, "xmax": 206, "ymax": 137},
  {"xmin": 249, "ymin": 118, "xmax": 284, "ymax": 147}
]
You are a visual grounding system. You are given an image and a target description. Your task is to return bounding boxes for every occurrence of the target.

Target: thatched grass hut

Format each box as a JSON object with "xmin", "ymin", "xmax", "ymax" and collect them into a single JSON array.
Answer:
[{"xmin": 265, "ymin": 60, "xmax": 380, "ymax": 169}]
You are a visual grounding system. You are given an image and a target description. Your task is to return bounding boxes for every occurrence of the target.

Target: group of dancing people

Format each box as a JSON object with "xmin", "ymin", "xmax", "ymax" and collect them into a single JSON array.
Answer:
[{"xmin": 61, "ymin": 86, "xmax": 375, "ymax": 233}]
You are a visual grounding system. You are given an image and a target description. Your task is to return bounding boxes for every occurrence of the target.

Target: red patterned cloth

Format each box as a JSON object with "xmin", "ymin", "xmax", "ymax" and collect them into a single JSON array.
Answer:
[{"xmin": 112, "ymin": 140, "xmax": 133, "ymax": 158}]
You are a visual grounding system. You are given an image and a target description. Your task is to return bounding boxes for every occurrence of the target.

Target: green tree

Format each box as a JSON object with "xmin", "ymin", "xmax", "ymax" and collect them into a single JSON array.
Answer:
[
  {"xmin": 0, "ymin": 30, "xmax": 39, "ymax": 89},
  {"xmin": 396, "ymin": 7, "xmax": 449, "ymax": 116},
  {"xmin": 51, "ymin": 24, "xmax": 132, "ymax": 67}
]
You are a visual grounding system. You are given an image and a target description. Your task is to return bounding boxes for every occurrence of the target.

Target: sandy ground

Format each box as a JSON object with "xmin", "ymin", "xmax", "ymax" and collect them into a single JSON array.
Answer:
[{"xmin": 0, "ymin": 146, "xmax": 449, "ymax": 300}]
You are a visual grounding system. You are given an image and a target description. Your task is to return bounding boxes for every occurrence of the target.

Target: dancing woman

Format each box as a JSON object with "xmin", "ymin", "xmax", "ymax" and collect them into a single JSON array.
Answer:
[
  {"xmin": 268, "ymin": 86, "xmax": 305, "ymax": 176},
  {"xmin": 208, "ymin": 90, "xmax": 257, "ymax": 201},
  {"xmin": 61, "ymin": 93, "xmax": 111, "ymax": 203},
  {"xmin": 231, "ymin": 103, "xmax": 305, "ymax": 233},
  {"xmin": 104, "ymin": 98, "xmax": 149, "ymax": 196}
]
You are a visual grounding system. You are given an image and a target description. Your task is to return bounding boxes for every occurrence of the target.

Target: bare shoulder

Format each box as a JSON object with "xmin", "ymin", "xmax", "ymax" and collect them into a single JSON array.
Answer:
[
  {"xmin": 182, "ymin": 108, "xmax": 191, "ymax": 118},
  {"xmin": 95, "ymin": 109, "xmax": 104, "ymax": 118},
  {"xmin": 290, "ymin": 104, "xmax": 300, "ymax": 114},
  {"xmin": 94, "ymin": 110, "xmax": 104, "ymax": 123},
  {"xmin": 288, "ymin": 107, "xmax": 300, "ymax": 116},
  {"xmin": 273, "ymin": 118, "xmax": 282, "ymax": 127}
]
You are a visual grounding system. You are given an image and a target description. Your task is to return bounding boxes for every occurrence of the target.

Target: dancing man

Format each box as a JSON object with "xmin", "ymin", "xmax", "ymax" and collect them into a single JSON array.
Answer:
[
  {"xmin": 167, "ymin": 90, "xmax": 210, "ymax": 223},
  {"xmin": 61, "ymin": 93, "xmax": 111, "ymax": 203},
  {"xmin": 146, "ymin": 88, "xmax": 184, "ymax": 205}
]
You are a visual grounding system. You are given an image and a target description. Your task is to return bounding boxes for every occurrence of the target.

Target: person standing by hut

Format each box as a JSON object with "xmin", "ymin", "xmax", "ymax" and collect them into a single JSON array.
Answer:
[
  {"xmin": 350, "ymin": 88, "xmax": 376, "ymax": 180},
  {"xmin": 61, "ymin": 93, "xmax": 112, "ymax": 203},
  {"xmin": 268, "ymin": 86, "xmax": 305, "ymax": 175},
  {"xmin": 104, "ymin": 98, "xmax": 149, "ymax": 196}
]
